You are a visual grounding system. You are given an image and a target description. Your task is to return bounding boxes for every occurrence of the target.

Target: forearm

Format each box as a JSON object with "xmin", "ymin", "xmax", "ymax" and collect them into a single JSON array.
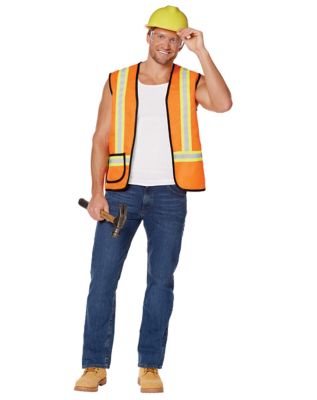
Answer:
[
  {"xmin": 91, "ymin": 138, "xmax": 109, "ymax": 197},
  {"xmin": 196, "ymin": 48, "xmax": 232, "ymax": 109}
]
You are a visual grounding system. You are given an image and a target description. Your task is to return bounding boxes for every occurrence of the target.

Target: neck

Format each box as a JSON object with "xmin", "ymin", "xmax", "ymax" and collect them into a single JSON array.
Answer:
[{"xmin": 140, "ymin": 57, "xmax": 174, "ymax": 81}]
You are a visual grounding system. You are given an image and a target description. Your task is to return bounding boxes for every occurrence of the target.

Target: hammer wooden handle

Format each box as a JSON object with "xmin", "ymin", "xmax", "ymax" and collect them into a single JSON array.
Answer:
[
  {"xmin": 78, "ymin": 198, "xmax": 116, "ymax": 223},
  {"xmin": 100, "ymin": 209, "xmax": 116, "ymax": 223}
]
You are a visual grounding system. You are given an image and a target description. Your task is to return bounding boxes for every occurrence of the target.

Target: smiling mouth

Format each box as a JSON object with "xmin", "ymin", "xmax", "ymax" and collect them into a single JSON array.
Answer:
[{"xmin": 158, "ymin": 50, "xmax": 170, "ymax": 55}]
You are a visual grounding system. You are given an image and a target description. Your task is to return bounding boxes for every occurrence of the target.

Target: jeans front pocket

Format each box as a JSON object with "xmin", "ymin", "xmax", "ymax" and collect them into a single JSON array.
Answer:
[{"xmin": 167, "ymin": 184, "xmax": 187, "ymax": 197}]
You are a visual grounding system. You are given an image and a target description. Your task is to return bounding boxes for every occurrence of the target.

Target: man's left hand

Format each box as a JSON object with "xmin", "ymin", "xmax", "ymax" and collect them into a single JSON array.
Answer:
[{"xmin": 177, "ymin": 28, "xmax": 205, "ymax": 53}]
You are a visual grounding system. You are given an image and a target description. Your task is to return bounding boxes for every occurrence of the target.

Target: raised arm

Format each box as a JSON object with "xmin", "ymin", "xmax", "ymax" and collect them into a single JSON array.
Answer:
[{"xmin": 177, "ymin": 28, "xmax": 232, "ymax": 112}]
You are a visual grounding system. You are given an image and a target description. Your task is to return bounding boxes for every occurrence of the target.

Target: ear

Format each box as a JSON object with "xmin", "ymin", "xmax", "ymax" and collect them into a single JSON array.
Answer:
[{"xmin": 146, "ymin": 28, "xmax": 153, "ymax": 45}]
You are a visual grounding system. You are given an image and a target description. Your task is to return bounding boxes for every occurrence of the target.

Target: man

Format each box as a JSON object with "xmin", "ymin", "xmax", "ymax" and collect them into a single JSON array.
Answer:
[{"xmin": 74, "ymin": 5, "xmax": 232, "ymax": 394}]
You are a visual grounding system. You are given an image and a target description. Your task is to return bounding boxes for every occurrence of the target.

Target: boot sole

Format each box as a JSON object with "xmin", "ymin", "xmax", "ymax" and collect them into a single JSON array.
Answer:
[
  {"xmin": 74, "ymin": 377, "xmax": 107, "ymax": 392},
  {"xmin": 137, "ymin": 377, "xmax": 164, "ymax": 393}
]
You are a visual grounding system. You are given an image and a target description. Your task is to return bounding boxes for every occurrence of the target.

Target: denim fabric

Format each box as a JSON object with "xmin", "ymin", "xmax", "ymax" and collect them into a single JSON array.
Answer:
[{"xmin": 82, "ymin": 184, "xmax": 187, "ymax": 369}]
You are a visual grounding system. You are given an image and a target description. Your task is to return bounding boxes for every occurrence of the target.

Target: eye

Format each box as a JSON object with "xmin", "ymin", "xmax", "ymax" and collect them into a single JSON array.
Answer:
[
  {"xmin": 170, "ymin": 38, "xmax": 177, "ymax": 44},
  {"xmin": 158, "ymin": 34, "xmax": 165, "ymax": 40}
]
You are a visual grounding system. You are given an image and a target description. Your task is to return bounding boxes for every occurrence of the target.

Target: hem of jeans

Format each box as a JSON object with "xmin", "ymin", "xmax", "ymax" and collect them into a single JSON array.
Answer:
[
  {"xmin": 82, "ymin": 363, "xmax": 110, "ymax": 369},
  {"xmin": 138, "ymin": 363, "xmax": 162, "ymax": 369}
]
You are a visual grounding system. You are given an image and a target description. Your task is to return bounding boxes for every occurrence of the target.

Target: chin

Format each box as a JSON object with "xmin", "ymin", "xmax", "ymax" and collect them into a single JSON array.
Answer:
[
  {"xmin": 154, "ymin": 58, "xmax": 171, "ymax": 65},
  {"xmin": 151, "ymin": 52, "xmax": 176, "ymax": 65}
]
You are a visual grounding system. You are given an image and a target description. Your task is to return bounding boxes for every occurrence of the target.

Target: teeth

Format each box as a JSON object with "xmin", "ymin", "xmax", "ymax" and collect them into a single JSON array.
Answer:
[{"xmin": 158, "ymin": 51, "xmax": 169, "ymax": 55}]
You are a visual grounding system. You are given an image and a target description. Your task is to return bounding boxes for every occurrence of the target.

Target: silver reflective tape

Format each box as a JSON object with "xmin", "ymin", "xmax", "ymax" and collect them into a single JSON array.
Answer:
[
  {"xmin": 174, "ymin": 152, "xmax": 202, "ymax": 160},
  {"xmin": 117, "ymin": 68, "xmax": 128, "ymax": 152},
  {"xmin": 181, "ymin": 68, "xmax": 190, "ymax": 151},
  {"xmin": 109, "ymin": 155, "xmax": 130, "ymax": 165}
]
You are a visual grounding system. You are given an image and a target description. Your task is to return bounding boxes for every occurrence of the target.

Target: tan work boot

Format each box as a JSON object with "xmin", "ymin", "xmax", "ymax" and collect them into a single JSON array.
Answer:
[
  {"xmin": 138, "ymin": 367, "xmax": 164, "ymax": 393},
  {"xmin": 74, "ymin": 367, "xmax": 107, "ymax": 392}
]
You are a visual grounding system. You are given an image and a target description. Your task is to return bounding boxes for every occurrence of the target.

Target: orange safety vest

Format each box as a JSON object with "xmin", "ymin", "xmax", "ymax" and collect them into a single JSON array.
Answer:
[{"xmin": 105, "ymin": 62, "xmax": 206, "ymax": 192}]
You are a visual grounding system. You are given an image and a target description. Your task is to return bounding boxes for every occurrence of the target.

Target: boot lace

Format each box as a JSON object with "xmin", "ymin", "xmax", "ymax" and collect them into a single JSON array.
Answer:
[
  {"xmin": 83, "ymin": 367, "xmax": 100, "ymax": 374},
  {"xmin": 144, "ymin": 368, "xmax": 158, "ymax": 375}
]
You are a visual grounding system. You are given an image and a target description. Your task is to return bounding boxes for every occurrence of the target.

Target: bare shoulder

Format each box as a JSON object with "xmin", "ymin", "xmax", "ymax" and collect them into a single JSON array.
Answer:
[
  {"xmin": 101, "ymin": 78, "xmax": 112, "ymax": 100},
  {"xmin": 196, "ymin": 74, "xmax": 206, "ymax": 87},
  {"xmin": 195, "ymin": 74, "xmax": 213, "ymax": 110},
  {"xmin": 93, "ymin": 78, "xmax": 112, "ymax": 140}
]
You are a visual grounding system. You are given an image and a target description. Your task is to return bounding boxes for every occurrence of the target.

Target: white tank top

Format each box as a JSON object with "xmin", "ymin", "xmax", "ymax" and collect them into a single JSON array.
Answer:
[{"xmin": 128, "ymin": 80, "xmax": 174, "ymax": 186}]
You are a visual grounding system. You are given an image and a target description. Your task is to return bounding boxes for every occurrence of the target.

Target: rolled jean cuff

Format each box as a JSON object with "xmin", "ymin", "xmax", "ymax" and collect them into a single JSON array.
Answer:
[
  {"xmin": 138, "ymin": 363, "xmax": 162, "ymax": 369},
  {"xmin": 82, "ymin": 361, "xmax": 110, "ymax": 369}
]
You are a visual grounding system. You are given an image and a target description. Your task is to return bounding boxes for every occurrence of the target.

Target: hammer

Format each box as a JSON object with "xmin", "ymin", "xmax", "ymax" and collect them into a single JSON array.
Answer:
[{"xmin": 78, "ymin": 198, "xmax": 128, "ymax": 238}]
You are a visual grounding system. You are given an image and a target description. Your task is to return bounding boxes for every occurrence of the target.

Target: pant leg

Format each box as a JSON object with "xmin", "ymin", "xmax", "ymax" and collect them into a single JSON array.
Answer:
[
  {"xmin": 82, "ymin": 189, "xmax": 142, "ymax": 368},
  {"xmin": 137, "ymin": 185, "xmax": 187, "ymax": 368}
]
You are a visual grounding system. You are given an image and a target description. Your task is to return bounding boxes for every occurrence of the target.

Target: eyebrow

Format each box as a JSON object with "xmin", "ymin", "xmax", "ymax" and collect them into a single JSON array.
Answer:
[{"xmin": 155, "ymin": 31, "xmax": 178, "ymax": 39}]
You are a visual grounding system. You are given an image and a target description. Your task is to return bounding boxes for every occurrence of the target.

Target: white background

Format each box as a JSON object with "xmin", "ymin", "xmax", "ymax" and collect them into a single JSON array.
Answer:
[{"xmin": 0, "ymin": 0, "xmax": 316, "ymax": 399}]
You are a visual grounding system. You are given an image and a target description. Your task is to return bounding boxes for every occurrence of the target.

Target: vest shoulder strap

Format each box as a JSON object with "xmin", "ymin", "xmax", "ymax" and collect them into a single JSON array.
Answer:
[
  {"xmin": 108, "ymin": 63, "xmax": 201, "ymax": 91},
  {"xmin": 108, "ymin": 63, "xmax": 139, "ymax": 93},
  {"xmin": 173, "ymin": 64, "xmax": 201, "ymax": 87}
]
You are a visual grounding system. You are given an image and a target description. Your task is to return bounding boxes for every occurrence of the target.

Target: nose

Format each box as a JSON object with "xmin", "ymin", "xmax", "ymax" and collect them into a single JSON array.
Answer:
[
  {"xmin": 161, "ymin": 37, "xmax": 172, "ymax": 49},
  {"xmin": 162, "ymin": 43, "xmax": 171, "ymax": 51}
]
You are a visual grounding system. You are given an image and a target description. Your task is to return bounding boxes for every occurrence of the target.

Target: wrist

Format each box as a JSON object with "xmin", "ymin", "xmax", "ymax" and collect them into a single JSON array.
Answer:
[
  {"xmin": 92, "ymin": 188, "xmax": 104, "ymax": 197},
  {"xmin": 195, "ymin": 47, "xmax": 209, "ymax": 58}
]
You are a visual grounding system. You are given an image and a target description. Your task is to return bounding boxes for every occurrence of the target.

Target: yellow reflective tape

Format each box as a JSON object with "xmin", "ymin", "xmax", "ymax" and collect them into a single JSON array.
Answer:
[
  {"xmin": 174, "ymin": 158, "xmax": 203, "ymax": 162},
  {"xmin": 114, "ymin": 68, "xmax": 129, "ymax": 153},
  {"xmin": 120, "ymin": 69, "xmax": 129, "ymax": 153},
  {"xmin": 173, "ymin": 150, "xmax": 203, "ymax": 162},
  {"xmin": 108, "ymin": 155, "xmax": 130, "ymax": 167},
  {"xmin": 180, "ymin": 68, "xmax": 184, "ymax": 150},
  {"xmin": 174, "ymin": 150, "xmax": 202, "ymax": 154},
  {"xmin": 114, "ymin": 70, "xmax": 121, "ymax": 153},
  {"xmin": 186, "ymin": 69, "xmax": 192, "ymax": 150},
  {"xmin": 179, "ymin": 68, "xmax": 192, "ymax": 152}
]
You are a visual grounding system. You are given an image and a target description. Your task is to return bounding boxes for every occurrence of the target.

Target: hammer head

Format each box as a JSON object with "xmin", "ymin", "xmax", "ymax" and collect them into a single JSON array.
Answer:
[{"xmin": 112, "ymin": 203, "xmax": 127, "ymax": 238}]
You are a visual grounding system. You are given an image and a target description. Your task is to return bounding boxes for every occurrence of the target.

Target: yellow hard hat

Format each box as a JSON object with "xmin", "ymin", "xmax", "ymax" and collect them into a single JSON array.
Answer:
[{"xmin": 145, "ymin": 5, "xmax": 188, "ymax": 32}]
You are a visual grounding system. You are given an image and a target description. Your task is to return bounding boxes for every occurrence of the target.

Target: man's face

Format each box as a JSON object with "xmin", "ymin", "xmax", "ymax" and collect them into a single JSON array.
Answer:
[{"xmin": 146, "ymin": 28, "xmax": 183, "ymax": 65}]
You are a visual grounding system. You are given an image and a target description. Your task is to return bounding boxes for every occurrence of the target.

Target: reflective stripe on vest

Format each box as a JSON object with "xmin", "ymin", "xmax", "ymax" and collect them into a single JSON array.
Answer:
[
  {"xmin": 174, "ymin": 150, "xmax": 203, "ymax": 162},
  {"xmin": 108, "ymin": 154, "xmax": 130, "ymax": 166},
  {"xmin": 114, "ymin": 67, "xmax": 130, "ymax": 165},
  {"xmin": 176, "ymin": 66, "xmax": 203, "ymax": 162}
]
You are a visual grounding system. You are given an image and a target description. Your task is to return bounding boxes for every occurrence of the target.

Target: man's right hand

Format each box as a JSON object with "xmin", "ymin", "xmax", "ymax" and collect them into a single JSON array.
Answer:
[{"xmin": 87, "ymin": 193, "xmax": 109, "ymax": 221}]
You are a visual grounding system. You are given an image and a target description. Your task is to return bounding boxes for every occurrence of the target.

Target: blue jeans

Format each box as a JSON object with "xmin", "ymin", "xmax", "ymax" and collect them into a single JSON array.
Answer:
[{"xmin": 82, "ymin": 184, "xmax": 187, "ymax": 369}]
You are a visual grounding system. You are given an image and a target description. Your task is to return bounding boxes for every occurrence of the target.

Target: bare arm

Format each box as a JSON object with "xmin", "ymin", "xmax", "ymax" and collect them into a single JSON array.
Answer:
[
  {"xmin": 87, "ymin": 78, "xmax": 112, "ymax": 220},
  {"xmin": 177, "ymin": 28, "xmax": 232, "ymax": 112},
  {"xmin": 195, "ymin": 52, "xmax": 232, "ymax": 112}
]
